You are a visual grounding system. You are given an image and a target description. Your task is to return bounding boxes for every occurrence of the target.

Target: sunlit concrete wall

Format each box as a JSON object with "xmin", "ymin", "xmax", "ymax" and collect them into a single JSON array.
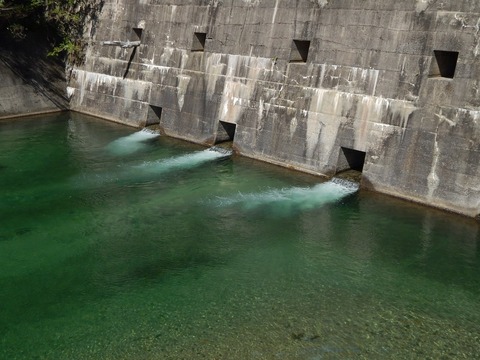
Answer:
[{"xmin": 69, "ymin": 0, "xmax": 480, "ymax": 218}]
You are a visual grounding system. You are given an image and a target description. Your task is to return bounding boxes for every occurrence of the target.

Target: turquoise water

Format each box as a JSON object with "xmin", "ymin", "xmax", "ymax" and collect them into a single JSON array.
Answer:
[{"xmin": 0, "ymin": 113, "xmax": 479, "ymax": 359}]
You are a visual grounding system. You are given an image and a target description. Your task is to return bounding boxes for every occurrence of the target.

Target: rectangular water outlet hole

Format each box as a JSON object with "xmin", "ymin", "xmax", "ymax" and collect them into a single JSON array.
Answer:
[
  {"xmin": 337, "ymin": 147, "xmax": 366, "ymax": 172},
  {"xmin": 215, "ymin": 121, "xmax": 236, "ymax": 144},
  {"xmin": 146, "ymin": 105, "xmax": 162, "ymax": 126},
  {"xmin": 429, "ymin": 50, "xmax": 459, "ymax": 79},
  {"xmin": 192, "ymin": 32, "xmax": 207, "ymax": 52},
  {"xmin": 132, "ymin": 27, "xmax": 143, "ymax": 40},
  {"xmin": 290, "ymin": 40, "xmax": 310, "ymax": 63}
]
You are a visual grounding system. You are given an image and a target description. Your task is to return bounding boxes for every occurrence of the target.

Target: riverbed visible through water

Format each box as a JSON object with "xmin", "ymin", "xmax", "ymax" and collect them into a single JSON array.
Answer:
[{"xmin": 1, "ymin": 112, "xmax": 479, "ymax": 359}]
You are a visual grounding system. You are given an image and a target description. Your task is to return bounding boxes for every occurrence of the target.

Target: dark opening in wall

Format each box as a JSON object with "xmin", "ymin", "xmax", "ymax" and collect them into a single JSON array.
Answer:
[
  {"xmin": 337, "ymin": 147, "xmax": 366, "ymax": 173},
  {"xmin": 191, "ymin": 32, "xmax": 207, "ymax": 52},
  {"xmin": 290, "ymin": 40, "xmax": 310, "ymax": 63},
  {"xmin": 132, "ymin": 27, "xmax": 143, "ymax": 40},
  {"xmin": 215, "ymin": 121, "xmax": 236, "ymax": 144},
  {"xmin": 145, "ymin": 105, "xmax": 162, "ymax": 126},
  {"xmin": 430, "ymin": 50, "xmax": 459, "ymax": 79}
]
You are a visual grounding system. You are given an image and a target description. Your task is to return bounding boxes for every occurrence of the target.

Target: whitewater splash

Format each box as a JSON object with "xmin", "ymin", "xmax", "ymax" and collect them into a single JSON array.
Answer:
[
  {"xmin": 106, "ymin": 128, "xmax": 160, "ymax": 155},
  {"xmin": 135, "ymin": 147, "xmax": 232, "ymax": 175},
  {"xmin": 73, "ymin": 147, "xmax": 232, "ymax": 188},
  {"xmin": 213, "ymin": 178, "xmax": 358, "ymax": 216}
]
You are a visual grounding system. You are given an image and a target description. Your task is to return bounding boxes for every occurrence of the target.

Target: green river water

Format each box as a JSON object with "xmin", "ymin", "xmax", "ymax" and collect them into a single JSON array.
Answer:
[{"xmin": 0, "ymin": 113, "xmax": 479, "ymax": 359}]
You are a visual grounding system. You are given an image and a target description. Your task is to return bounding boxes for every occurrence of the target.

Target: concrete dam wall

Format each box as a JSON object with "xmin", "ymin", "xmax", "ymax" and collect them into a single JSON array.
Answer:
[
  {"xmin": 0, "ymin": 33, "xmax": 68, "ymax": 118},
  {"xmin": 68, "ymin": 0, "xmax": 480, "ymax": 218}
]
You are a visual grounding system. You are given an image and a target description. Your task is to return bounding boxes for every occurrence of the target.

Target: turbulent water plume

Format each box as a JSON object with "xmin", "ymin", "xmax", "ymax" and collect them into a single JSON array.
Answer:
[
  {"xmin": 74, "ymin": 147, "xmax": 232, "ymax": 188},
  {"xmin": 134, "ymin": 147, "xmax": 232, "ymax": 175},
  {"xmin": 213, "ymin": 177, "xmax": 358, "ymax": 216},
  {"xmin": 106, "ymin": 128, "xmax": 160, "ymax": 155}
]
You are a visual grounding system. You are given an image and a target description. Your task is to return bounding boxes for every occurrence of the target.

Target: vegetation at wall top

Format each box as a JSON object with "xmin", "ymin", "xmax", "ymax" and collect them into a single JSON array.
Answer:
[{"xmin": 0, "ymin": 0, "xmax": 102, "ymax": 64}]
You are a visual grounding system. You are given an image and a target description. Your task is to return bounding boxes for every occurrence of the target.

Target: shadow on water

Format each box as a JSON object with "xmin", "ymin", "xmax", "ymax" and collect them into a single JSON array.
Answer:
[{"xmin": 0, "ymin": 226, "xmax": 225, "ymax": 331}]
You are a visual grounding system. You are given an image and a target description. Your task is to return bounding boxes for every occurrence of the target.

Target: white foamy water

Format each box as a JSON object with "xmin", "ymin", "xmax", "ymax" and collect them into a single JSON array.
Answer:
[
  {"xmin": 74, "ymin": 148, "xmax": 232, "ymax": 188},
  {"xmin": 106, "ymin": 129, "xmax": 160, "ymax": 155},
  {"xmin": 213, "ymin": 178, "xmax": 358, "ymax": 215},
  {"xmin": 136, "ymin": 148, "xmax": 232, "ymax": 175}
]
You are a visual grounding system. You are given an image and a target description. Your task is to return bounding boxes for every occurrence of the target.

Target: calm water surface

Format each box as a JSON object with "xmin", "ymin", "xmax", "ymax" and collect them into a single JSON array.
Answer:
[{"xmin": 0, "ymin": 113, "xmax": 479, "ymax": 359}]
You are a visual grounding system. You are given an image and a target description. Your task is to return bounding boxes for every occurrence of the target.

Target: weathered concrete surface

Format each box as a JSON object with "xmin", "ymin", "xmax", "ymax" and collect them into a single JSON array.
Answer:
[
  {"xmin": 69, "ymin": 0, "xmax": 480, "ymax": 218},
  {"xmin": 0, "ymin": 32, "xmax": 68, "ymax": 118}
]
